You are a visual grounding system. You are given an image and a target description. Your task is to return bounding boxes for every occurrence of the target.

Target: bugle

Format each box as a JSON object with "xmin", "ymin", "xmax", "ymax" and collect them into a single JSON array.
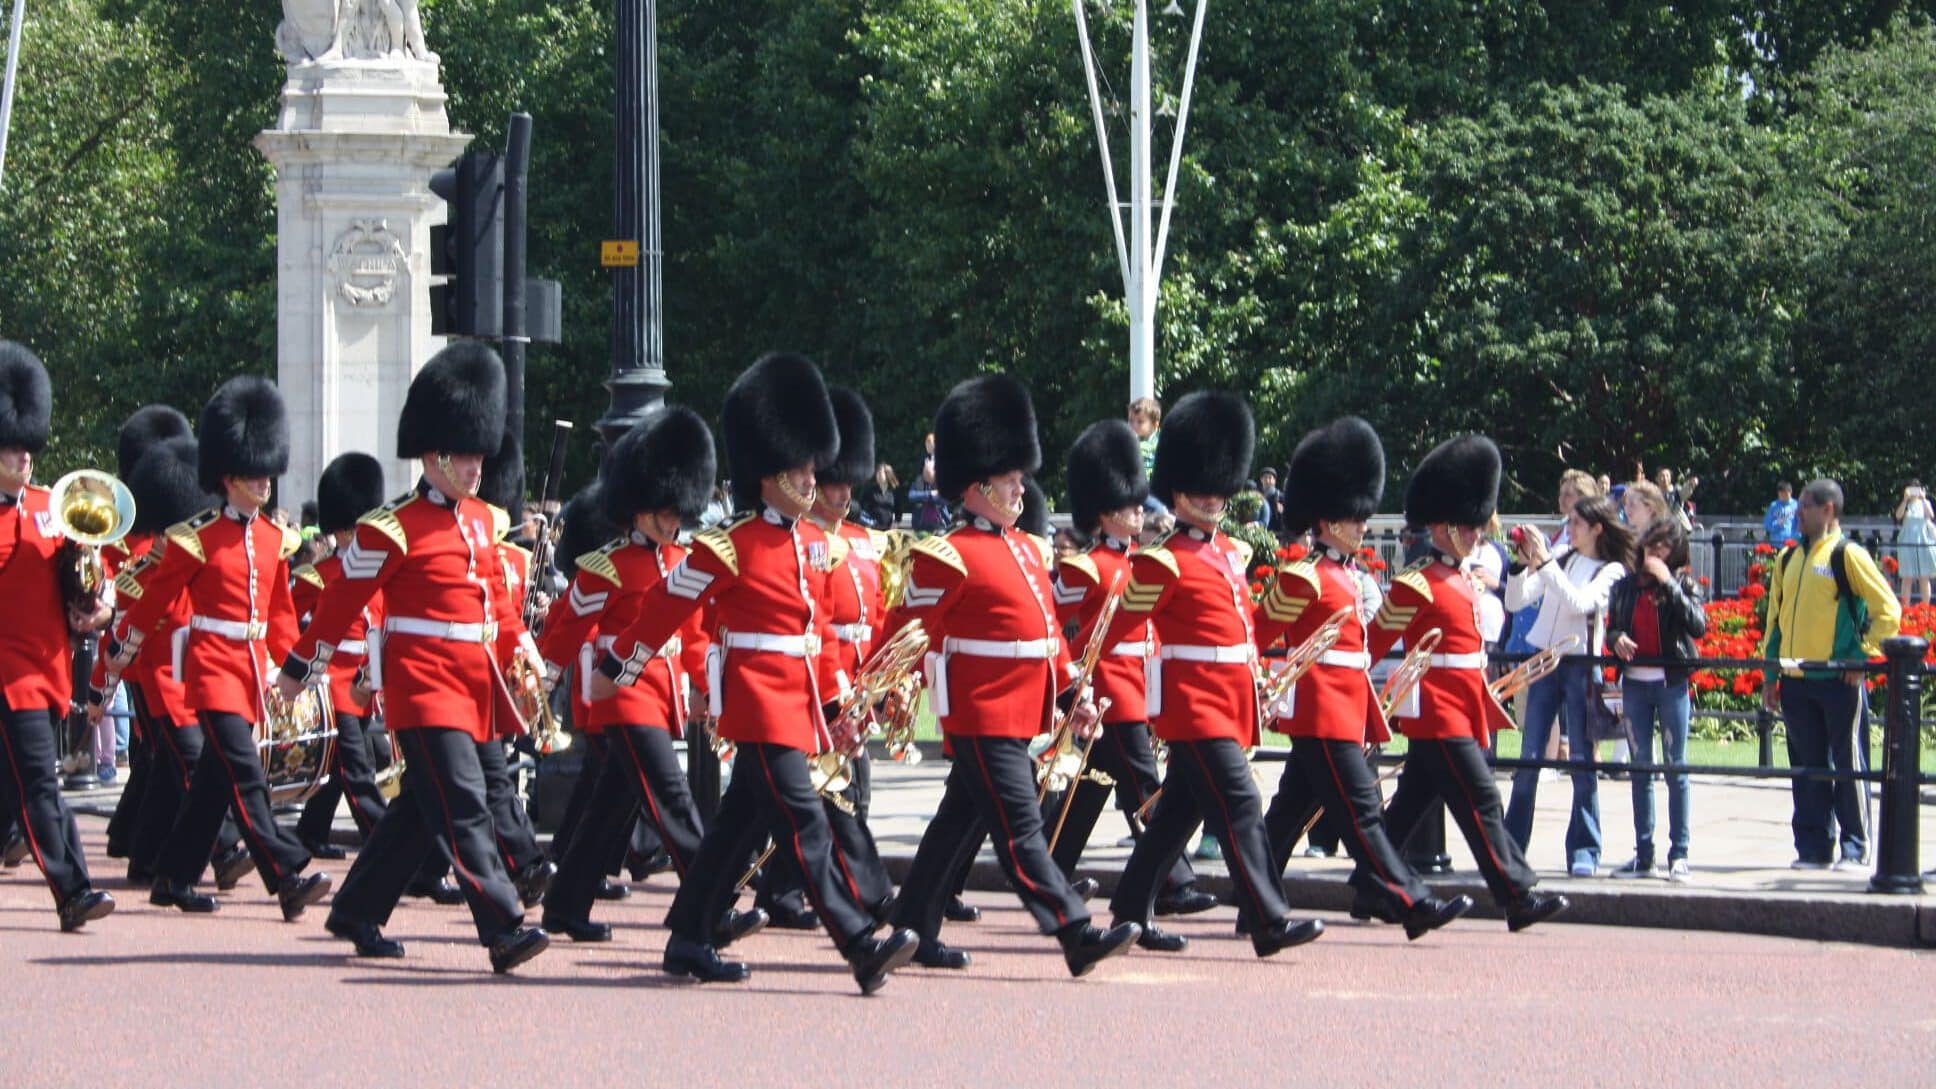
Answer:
[{"xmin": 1489, "ymin": 635, "xmax": 1580, "ymax": 701}]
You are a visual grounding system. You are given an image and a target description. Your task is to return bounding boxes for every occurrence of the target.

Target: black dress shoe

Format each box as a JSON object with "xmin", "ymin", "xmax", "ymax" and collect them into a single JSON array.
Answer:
[
  {"xmin": 1153, "ymin": 886, "xmax": 1219, "ymax": 916},
  {"xmin": 211, "ymin": 845, "xmax": 253, "ymax": 892},
  {"xmin": 1506, "ymin": 892, "xmax": 1569, "ymax": 933},
  {"xmin": 277, "ymin": 871, "xmax": 332, "ymax": 922},
  {"xmin": 1070, "ymin": 876, "xmax": 1101, "ymax": 901},
  {"xmin": 1347, "ymin": 896, "xmax": 1400, "ymax": 925},
  {"xmin": 2, "ymin": 829, "xmax": 27, "ymax": 868},
  {"xmin": 663, "ymin": 934, "xmax": 750, "ymax": 983},
  {"xmin": 848, "ymin": 927, "xmax": 919, "ymax": 995},
  {"xmin": 943, "ymin": 896, "xmax": 981, "ymax": 923},
  {"xmin": 1404, "ymin": 895, "xmax": 1474, "ymax": 941},
  {"xmin": 1136, "ymin": 924, "xmax": 1189, "ymax": 952},
  {"xmin": 515, "ymin": 861, "xmax": 557, "ymax": 909},
  {"xmin": 406, "ymin": 878, "xmax": 465, "ymax": 905},
  {"xmin": 303, "ymin": 840, "xmax": 347, "ymax": 861},
  {"xmin": 59, "ymin": 889, "xmax": 115, "ymax": 932},
  {"xmin": 150, "ymin": 879, "xmax": 218, "ymax": 914},
  {"xmin": 713, "ymin": 907, "xmax": 768, "ymax": 949},
  {"xmin": 913, "ymin": 937, "xmax": 971, "ymax": 969},
  {"xmin": 1251, "ymin": 916, "xmax": 1325, "ymax": 957},
  {"xmin": 627, "ymin": 848, "xmax": 672, "ymax": 880},
  {"xmin": 761, "ymin": 900, "xmax": 820, "ymax": 930},
  {"xmin": 594, "ymin": 878, "xmax": 632, "ymax": 901},
  {"xmin": 1060, "ymin": 921, "xmax": 1140, "ymax": 977},
  {"xmin": 325, "ymin": 914, "xmax": 405, "ymax": 958},
  {"xmin": 489, "ymin": 926, "xmax": 551, "ymax": 974},
  {"xmin": 542, "ymin": 915, "xmax": 613, "ymax": 943}
]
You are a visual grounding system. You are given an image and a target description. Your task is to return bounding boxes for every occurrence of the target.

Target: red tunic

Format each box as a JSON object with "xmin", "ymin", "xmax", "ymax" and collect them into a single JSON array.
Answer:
[
  {"xmin": 114, "ymin": 507, "xmax": 300, "ymax": 722},
  {"xmin": 0, "ymin": 486, "xmax": 74, "ymax": 714},
  {"xmin": 1053, "ymin": 537, "xmax": 1150, "ymax": 725},
  {"xmin": 598, "ymin": 508, "xmax": 844, "ymax": 753},
  {"xmin": 812, "ymin": 516, "xmax": 888, "ymax": 679},
  {"xmin": 1366, "ymin": 553, "xmax": 1513, "ymax": 746},
  {"xmin": 283, "ymin": 484, "xmax": 530, "ymax": 742},
  {"xmin": 100, "ymin": 540, "xmax": 195, "ymax": 728},
  {"xmin": 290, "ymin": 556, "xmax": 383, "ymax": 716},
  {"xmin": 1100, "ymin": 526, "xmax": 1259, "ymax": 746},
  {"xmin": 1252, "ymin": 549, "xmax": 1389, "ymax": 744},
  {"xmin": 878, "ymin": 517, "xmax": 1072, "ymax": 740},
  {"xmin": 539, "ymin": 532, "xmax": 708, "ymax": 733}
]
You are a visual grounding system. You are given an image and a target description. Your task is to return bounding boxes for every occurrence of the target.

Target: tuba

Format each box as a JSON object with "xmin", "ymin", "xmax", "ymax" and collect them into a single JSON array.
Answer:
[{"xmin": 49, "ymin": 469, "xmax": 136, "ymax": 615}]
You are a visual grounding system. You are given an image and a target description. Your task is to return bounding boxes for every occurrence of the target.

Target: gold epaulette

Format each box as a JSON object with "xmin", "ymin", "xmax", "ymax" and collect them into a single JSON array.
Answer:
[
  {"xmin": 866, "ymin": 527, "xmax": 890, "ymax": 553},
  {"xmin": 293, "ymin": 564, "xmax": 326, "ymax": 590},
  {"xmin": 359, "ymin": 494, "xmax": 414, "ymax": 553},
  {"xmin": 1029, "ymin": 533, "xmax": 1053, "ymax": 567},
  {"xmin": 910, "ymin": 534, "xmax": 966, "ymax": 577},
  {"xmin": 692, "ymin": 524, "xmax": 741, "ymax": 576},
  {"xmin": 1058, "ymin": 552, "xmax": 1101, "ymax": 586},
  {"xmin": 115, "ymin": 553, "xmax": 155, "ymax": 601},
  {"xmin": 487, "ymin": 502, "xmax": 512, "ymax": 541},
  {"xmin": 577, "ymin": 545, "xmax": 622, "ymax": 587},
  {"xmin": 278, "ymin": 523, "xmax": 303, "ymax": 559},
  {"xmin": 1133, "ymin": 536, "xmax": 1181, "ymax": 579},
  {"xmin": 1228, "ymin": 536, "xmax": 1255, "ymax": 571},
  {"xmin": 1392, "ymin": 561, "xmax": 1433, "ymax": 603},
  {"xmin": 825, "ymin": 531, "xmax": 851, "ymax": 570},
  {"xmin": 163, "ymin": 508, "xmax": 219, "ymax": 565}
]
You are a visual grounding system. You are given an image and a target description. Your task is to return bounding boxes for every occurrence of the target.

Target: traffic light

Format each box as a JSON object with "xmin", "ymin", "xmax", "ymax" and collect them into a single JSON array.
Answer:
[{"xmin": 429, "ymin": 151, "xmax": 505, "ymax": 337}]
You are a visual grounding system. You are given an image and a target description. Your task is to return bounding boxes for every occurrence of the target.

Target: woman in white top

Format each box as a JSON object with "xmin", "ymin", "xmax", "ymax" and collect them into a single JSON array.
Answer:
[{"xmin": 1502, "ymin": 495, "xmax": 1633, "ymax": 876}]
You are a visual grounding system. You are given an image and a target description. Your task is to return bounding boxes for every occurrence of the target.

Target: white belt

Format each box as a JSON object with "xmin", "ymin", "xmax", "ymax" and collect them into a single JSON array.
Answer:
[
  {"xmin": 1158, "ymin": 643, "xmax": 1253, "ymax": 664},
  {"xmin": 831, "ymin": 622, "xmax": 873, "ymax": 644},
  {"xmin": 1427, "ymin": 652, "xmax": 1488, "ymax": 670},
  {"xmin": 335, "ymin": 640, "xmax": 367, "ymax": 657},
  {"xmin": 721, "ymin": 631, "xmax": 818, "ymax": 656},
  {"xmin": 1316, "ymin": 649, "xmax": 1370, "ymax": 669},
  {"xmin": 1109, "ymin": 640, "xmax": 1151, "ymax": 658},
  {"xmin": 189, "ymin": 615, "xmax": 266, "ymax": 641},
  {"xmin": 385, "ymin": 616, "xmax": 499, "ymax": 644},
  {"xmin": 943, "ymin": 636, "xmax": 1059, "ymax": 660}
]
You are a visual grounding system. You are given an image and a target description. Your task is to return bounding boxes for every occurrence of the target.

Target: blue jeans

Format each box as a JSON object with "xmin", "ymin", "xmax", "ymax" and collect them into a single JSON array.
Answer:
[
  {"xmin": 1778, "ymin": 678, "xmax": 1870, "ymax": 864},
  {"xmin": 1624, "ymin": 678, "xmax": 1690, "ymax": 862},
  {"xmin": 1504, "ymin": 661, "xmax": 1602, "ymax": 869}
]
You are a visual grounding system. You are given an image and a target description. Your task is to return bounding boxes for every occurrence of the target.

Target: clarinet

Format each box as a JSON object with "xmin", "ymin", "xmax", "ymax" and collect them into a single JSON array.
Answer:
[{"xmin": 524, "ymin": 420, "xmax": 574, "ymax": 632}]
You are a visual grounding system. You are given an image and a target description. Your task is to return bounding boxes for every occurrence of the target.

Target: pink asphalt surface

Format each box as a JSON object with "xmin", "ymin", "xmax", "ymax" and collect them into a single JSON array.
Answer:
[{"xmin": 2, "ymin": 816, "xmax": 1931, "ymax": 1088}]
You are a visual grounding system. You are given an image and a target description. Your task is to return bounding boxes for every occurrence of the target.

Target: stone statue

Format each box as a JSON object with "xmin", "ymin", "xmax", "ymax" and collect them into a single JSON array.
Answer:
[{"xmin": 277, "ymin": 0, "xmax": 437, "ymax": 65}]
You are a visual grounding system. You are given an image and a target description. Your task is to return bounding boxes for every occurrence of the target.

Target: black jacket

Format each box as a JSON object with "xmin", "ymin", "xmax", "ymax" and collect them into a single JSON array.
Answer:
[{"xmin": 1605, "ymin": 569, "xmax": 1707, "ymax": 683}]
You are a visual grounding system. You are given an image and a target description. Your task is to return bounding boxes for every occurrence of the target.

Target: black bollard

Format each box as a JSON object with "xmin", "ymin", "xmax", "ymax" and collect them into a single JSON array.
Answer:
[
  {"xmin": 1869, "ymin": 636, "xmax": 1928, "ymax": 895},
  {"xmin": 1755, "ymin": 704, "xmax": 1777, "ymax": 769}
]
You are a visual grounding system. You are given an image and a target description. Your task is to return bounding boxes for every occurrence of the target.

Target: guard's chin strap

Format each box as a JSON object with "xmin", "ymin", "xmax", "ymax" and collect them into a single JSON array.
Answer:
[
  {"xmin": 435, "ymin": 454, "xmax": 477, "ymax": 500},
  {"xmin": 977, "ymin": 482, "xmax": 1023, "ymax": 520},
  {"xmin": 1174, "ymin": 495, "xmax": 1223, "ymax": 528},
  {"xmin": 771, "ymin": 472, "xmax": 815, "ymax": 512}
]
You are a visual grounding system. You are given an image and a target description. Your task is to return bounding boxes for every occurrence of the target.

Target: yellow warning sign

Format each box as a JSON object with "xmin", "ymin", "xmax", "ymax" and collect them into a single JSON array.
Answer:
[{"xmin": 601, "ymin": 240, "xmax": 641, "ymax": 268}]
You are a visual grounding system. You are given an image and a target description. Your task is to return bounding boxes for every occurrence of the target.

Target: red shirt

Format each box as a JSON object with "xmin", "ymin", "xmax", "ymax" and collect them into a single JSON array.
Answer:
[
  {"xmin": 540, "ymin": 531, "xmax": 708, "ymax": 733},
  {"xmin": 1367, "ymin": 553, "xmax": 1514, "ymax": 746},
  {"xmin": 290, "ymin": 556, "xmax": 383, "ymax": 716},
  {"xmin": 1252, "ymin": 547, "xmax": 1390, "ymax": 744},
  {"xmin": 1053, "ymin": 537, "xmax": 1149, "ymax": 724},
  {"xmin": 811, "ymin": 515, "xmax": 888, "ymax": 680},
  {"xmin": 0, "ymin": 486, "xmax": 74, "ymax": 714},
  {"xmin": 1632, "ymin": 591, "xmax": 1662, "ymax": 658}
]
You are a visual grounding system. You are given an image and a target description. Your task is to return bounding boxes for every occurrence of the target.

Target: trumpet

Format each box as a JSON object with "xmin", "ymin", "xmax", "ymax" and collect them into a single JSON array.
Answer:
[
  {"xmin": 1489, "ymin": 635, "xmax": 1580, "ymax": 701},
  {"xmin": 1256, "ymin": 606, "xmax": 1356, "ymax": 728},
  {"xmin": 49, "ymin": 469, "xmax": 136, "ymax": 615},
  {"xmin": 509, "ymin": 654, "xmax": 569, "ymax": 755},
  {"xmin": 1378, "ymin": 627, "xmax": 1444, "ymax": 722}
]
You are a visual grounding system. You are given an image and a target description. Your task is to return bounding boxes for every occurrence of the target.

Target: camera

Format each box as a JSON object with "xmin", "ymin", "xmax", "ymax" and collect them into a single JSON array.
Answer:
[
  {"xmin": 1508, "ymin": 524, "xmax": 1533, "ymax": 547},
  {"xmin": 1910, "ymin": 486, "xmax": 1926, "ymax": 499}
]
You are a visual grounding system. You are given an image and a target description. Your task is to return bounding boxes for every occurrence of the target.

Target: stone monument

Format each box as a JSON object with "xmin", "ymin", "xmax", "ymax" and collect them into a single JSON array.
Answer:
[{"xmin": 255, "ymin": 0, "xmax": 470, "ymax": 505}]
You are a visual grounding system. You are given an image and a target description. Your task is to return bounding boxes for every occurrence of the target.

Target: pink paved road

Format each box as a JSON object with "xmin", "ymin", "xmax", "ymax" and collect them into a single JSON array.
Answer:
[{"xmin": 3, "ymin": 818, "xmax": 1931, "ymax": 1088}]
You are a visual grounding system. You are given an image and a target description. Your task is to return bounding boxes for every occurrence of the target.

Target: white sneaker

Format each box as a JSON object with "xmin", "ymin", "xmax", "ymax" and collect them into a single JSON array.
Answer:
[
  {"xmin": 1666, "ymin": 859, "xmax": 1691, "ymax": 883},
  {"xmin": 1610, "ymin": 857, "xmax": 1656, "ymax": 879},
  {"xmin": 1831, "ymin": 857, "xmax": 1868, "ymax": 873},
  {"xmin": 1569, "ymin": 860, "xmax": 1597, "ymax": 878},
  {"xmin": 1790, "ymin": 859, "xmax": 1830, "ymax": 870}
]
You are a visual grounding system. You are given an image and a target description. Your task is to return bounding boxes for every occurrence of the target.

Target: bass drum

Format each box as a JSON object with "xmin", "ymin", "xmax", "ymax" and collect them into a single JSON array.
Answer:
[{"xmin": 259, "ymin": 685, "xmax": 337, "ymax": 807}]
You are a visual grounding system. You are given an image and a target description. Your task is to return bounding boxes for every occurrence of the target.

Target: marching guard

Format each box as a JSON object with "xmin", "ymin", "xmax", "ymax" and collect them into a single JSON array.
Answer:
[
  {"xmin": 1364, "ymin": 435, "xmax": 1566, "ymax": 932},
  {"xmin": 106, "ymin": 376, "xmax": 330, "ymax": 919},
  {"xmin": 882, "ymin": 375, "xmax": 1139, "ymax": 976},
  {"xmin": 0, "ymin": 340, "xmax": 116, "ymax": 931},
  {"xmin": 589, "ymin": 353, "xmax": 919, "ymax": 993},
  {"xmin": 1250, "ymin": 417, "xmax": 1471, "ymax": 939},
  {"xmin": 284, "ymin": 343, "xmax": 550, "ymax": 972}
]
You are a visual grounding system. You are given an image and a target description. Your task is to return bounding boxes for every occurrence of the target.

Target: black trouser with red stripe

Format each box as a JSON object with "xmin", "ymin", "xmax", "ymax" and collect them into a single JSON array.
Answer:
[
  {"xmin": 664, "ymin": 742, "xmax": 877, "ymax": 953},
  {"xmin": 330, "ymin": 726, "xmax": 526, "ymax": 943},
  {"xmin": 1374, "ymin": 737, "xmax": 1537, "ymax": 907},
  {"xmin": 296, "ymin": 711, "xmax": 389, "ymax": 846},
  {"xmin": 0, "ymin": 699, "xmax": 94, "ymax": 907},
  {"xmin": 894, "ymin": 734, "xmax": 1091, "ymax": 939},
  {"xmin": 130, "ymin": 719, "xmax": 240, "ymax": 876},
  {"xmin": 105, "ymin": 685, "xmax": 157, "ymax": 858},
  {"xmin": 411, "ymin": 737, "xmax": 547, "ymax": 888},
  {"xmin": 757, "ymin": 752, "xmax": 894, "ymax": 919},
  {"xmin": 1111, "ymin": 737, "xmax": 1290, "ymax": 929},
  {"xmin": 1261, "ymin": 737, "xmax": 1429, "ymax": 913},
  {"xmin": 156, "ymin": 712, "xmax": 309, "ymax": 893},
  {"xmin": 545, "ymin": 723, "xmax": 705, "ymax": 924},
  {"xmin": 1044, "ymin": 719, "xmax": 1196, "ymax": 892}
]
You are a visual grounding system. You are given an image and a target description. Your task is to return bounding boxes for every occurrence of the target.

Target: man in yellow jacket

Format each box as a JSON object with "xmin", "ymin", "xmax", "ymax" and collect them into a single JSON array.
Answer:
[{"xmin": 1759, "ymin": 479, "xmax": 1901, "ymax": 870}]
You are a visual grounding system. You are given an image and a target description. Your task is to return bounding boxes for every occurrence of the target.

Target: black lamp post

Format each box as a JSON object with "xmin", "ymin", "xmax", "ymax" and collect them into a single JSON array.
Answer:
[{"xmin": 597, "ymin": 0, "xmax": 671, "ymax": 443}]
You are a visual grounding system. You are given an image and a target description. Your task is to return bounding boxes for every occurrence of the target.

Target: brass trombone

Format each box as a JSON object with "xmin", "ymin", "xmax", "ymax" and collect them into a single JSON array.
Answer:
[
  {"xmin": 1489, "ymin": 635, "xmax": 1580, "ymax": 701},
  {"xmin": 1377, "ymin": 627, "xmax": 1444, "ymax": 722},
  {"xmin": 1036, "ymin": 574, "xmax": 1125, "ymax": 806},
  {"xmin": 1256, "ymin": 606, "xmax": 1356, "ymax": 729}
]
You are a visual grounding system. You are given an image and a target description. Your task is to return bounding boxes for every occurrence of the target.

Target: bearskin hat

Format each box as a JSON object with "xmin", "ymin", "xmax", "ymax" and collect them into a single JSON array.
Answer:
[
  {"xmin": 1282, "ymin": 417, "xmax": 1385, "ymax": 537},
  {"xmin": 557, "ymin": 482, "xmax": 619, "ymax": 577},
  {"xmin": 197, "ymin": 376, "xmax": 289, "ymax": 494},
  {"xmin": 933, "ymin": 373, "xmax": 1040, "ymax": 501},
  {"xmin": 1150, "ymin": 391, "xmax": 1253, "ymax": 505},
  {"xmin": 128, "ymin": 436, "xmax": 210, "ymax": 534},
  {"xmin": 1403, "ymin": 434, "xmax": 1501, "ymax": 528},
  {"xmin": 821, "ymin": 386, "xmax": 876, "ymax": 489},
  {"xmin": 721, "ymin": 352, "xmax": 838, "ymax": 511},
  {"xmin": 600, "ymin": 405, "xmax": 717, "ymax": 525},
  {"xmin": 317, "ymin": 452, "xmax": 387, "ymax": 534},
  {"xmin": 116, "ymin": 405, "xmax": 193, "ymax": 479},
  {"xmin": 1066, "ymin": 419, "xmax": 1147, "ymax": 533},
  {"xmin": 477, "ymin": 431, "xmax": 525, "ymax": 515},
  {"xmin": 0, "ymin": 341, "xmax": 52, "ymax": 453},
  {"xmin": 1017, "ymin": 477, "xmax": 1051, "ymax": 539},
  {"xmin": 396, "ymin": 341, "xmax": 506, "ymax": 458}
]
